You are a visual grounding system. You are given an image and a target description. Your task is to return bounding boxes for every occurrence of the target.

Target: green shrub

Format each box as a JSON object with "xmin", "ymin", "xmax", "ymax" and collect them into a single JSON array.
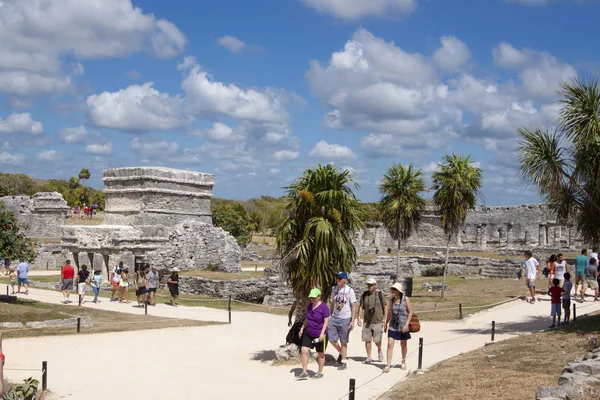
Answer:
[
  {"xmin": 421, "ymin": 266, "xmax": 444, "ymax": 277},
  {"xmin": 206, "ymin": 263, "xmax": 221, "ymax": 272},
  {"xmin": 2, "ymin": 377, "xmax": 39, "ymax": 400}
]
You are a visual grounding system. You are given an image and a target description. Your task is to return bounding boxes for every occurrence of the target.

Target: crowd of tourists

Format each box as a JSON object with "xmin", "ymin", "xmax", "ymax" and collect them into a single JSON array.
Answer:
[{"xmin": 290, "ymin": 272, "xmax": 415, "ymax": 380}]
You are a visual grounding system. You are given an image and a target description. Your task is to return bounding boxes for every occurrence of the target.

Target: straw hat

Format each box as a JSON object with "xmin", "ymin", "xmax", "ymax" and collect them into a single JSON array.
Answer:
[
  {"xmin": 171, "ymin": 267, "xmax": 180, "ymax": 272},
  {"xmin": 390, "ymin": 282, "xmax": 404, "ymax": 293}
]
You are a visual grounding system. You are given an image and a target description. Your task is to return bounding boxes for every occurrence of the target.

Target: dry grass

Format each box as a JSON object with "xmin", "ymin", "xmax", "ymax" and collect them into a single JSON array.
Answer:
[
  {"xmin": 32, "ymin": 237, "xmax": 62, "ymax": 244},
  {"xmin": 179, "ymin": 270, "xmax": 265, "ymax": 280},
  {"xmin": 384, "ymin": 312, "xmax": 600, "ymax": 400},
  {"xmin": 251, "ymin": 235, "xmax": 276, "ymax": 245},
  {"xmin": 64, "ymin": 216, "xmax": 104, "ymax": 226}
]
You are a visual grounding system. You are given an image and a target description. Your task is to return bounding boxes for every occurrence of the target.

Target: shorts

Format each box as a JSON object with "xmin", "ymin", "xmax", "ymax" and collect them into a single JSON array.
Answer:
[
  {"xmin": 119, "ymin": 281, "xmax": 129, "ymax": 288},
  {"xmin": 527, "ymin": 279, "xmax": 536, "ymax": 287},
  {"xmin": 61, "ymin": 279, "xmax": 73, "ymax": 291},
  {"xmin": 148, "ymin": 287, "xmax": 157, "ymax": 293},
  {"xmin": 576, "ymin": 275, "xmax": 585, "ymax": 285},
  {"xmin": 112, "ymin": 281, "xmax": 119, "ymax": 289},
  {"xmin": 551, "ymin": 303, "xmax": 561, "ymax": 317},
  {"xmin": 168, "ymin": 285, "xmax": 179, "ymax": 297},
  {"xmin": 586, "ymin": 279, "xmax": 599, "ymax": 290},
  {"xmin": 301, "ymin": 333, "xmax": 328, "ymax": 353},
  {"xmin": 389, "ymin": 329, "xmax": 411, "ymax": 341},
  {"xmin": 77, "ymin": 283, "xmax": 87, "ymax": 295},
  {"xmin": 136, "ymin": 287, "xmax": 148, "ymax": 296},
  {"xmin": 18, "ymin": 278, "xmax": 27, "ymax": 285},
  {"xmin": 362, "ymin": 322, "xmax": 384, "ymax": 343},
  {"xmin": 328, "ymin": 317, "xmax": 351, "ymax": 344},
  {"xmin": 562, "ymin": 298, "xmax": 571, "ymax": 311}
]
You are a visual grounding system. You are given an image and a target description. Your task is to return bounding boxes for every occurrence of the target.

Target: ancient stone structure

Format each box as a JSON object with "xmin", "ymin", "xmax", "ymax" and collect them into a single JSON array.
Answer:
[
  {"xmin": 0, "ymin": 192, "xmax": 68, "ymax": 238},
  {"xmin": 537, "ymin": 347, "xmax": 600, "ymax": 399},
  {"xmin": 61, "ymin": 167, "xmax": 241, "ymax": 276},
  {"xmin": 354, "ymin": 204, "xmax": 584, "ymax": 255}
]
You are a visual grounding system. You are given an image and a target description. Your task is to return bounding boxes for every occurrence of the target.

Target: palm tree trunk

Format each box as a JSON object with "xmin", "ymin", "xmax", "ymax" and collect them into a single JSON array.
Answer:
[
  {"xmin": 441, "ymin": 235, "xmax": 451, "ymax": 299},
  {"xmin": 396, "ymin": 238, "xmax": 402, "ymax": 279},
  {"xmin": 560, "ymin": 168, "xmax": 600, "ymax": 213}
]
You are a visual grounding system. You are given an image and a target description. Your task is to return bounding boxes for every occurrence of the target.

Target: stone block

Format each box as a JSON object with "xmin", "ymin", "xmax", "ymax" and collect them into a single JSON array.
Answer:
[
  {"xmin": 275, "ymin": 344, "xmax": 300, "ymax": 361},
  {"xmin": 422, "ymin": 283, "xmax": 449, "ymax": 292}
]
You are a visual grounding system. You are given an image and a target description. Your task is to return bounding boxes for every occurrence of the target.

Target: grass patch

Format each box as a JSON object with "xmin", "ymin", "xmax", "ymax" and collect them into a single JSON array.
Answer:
[
  {"xmin": 251, "ymin": 235, "xmax": 276, "ymax": 245},
  {"xmin": 0, "ymin": 300, "xmax": 68, "ymax": 323},
  {"xmin": 64, "ymin": 216, "xmax": 104, "ymax": 226},
  {"xmin": 384, "ymin": 312, "xmax": 600, "ymax": 400},
  {"xmin": 240, "ymin": 261, "xmax": 272, "ymax": 269},
  {"xmin": 32, "ymin": 237, "xmax": 62, "ymax": 244},
  {"xmin": 179, "ymin": 270, "xmax": 265, "ymax": 280},
  {"xmin": 0, "ymin": 275, "xmax": 61, "ymax": 285}
]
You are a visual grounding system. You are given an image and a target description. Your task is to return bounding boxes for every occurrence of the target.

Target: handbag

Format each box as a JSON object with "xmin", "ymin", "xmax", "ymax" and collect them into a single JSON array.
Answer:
[{"xmin": 409, "ymin": 314, "xmax": 420, "ymax": 333}]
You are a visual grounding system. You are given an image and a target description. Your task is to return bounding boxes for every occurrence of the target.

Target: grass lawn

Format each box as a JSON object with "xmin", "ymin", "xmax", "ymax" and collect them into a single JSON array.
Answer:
[
  {"xmin": 384, "ymin": 312, "xmax": 600, "ymax": 400},
  {"xmin": 179, "ymin": 270, "xmax": 265, "ymax": 280},
  {"xmin": 251, "ymin": 235, "xmax": 276, "ymax": 246},
  {"xmin": 0, "ymin": 298, "xmax": 218, "ymax": 339}
]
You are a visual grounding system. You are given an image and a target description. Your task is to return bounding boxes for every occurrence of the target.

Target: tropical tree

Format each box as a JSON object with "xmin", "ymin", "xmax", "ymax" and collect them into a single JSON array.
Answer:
[
  {"xmin": 68, "ymin": 177, "xmax": 80, "ymax": 189},
  {"xmin": 276, "ymin": 164, "xmax": 364, "ymax": 303},
  {"xmin": 379, "ymin": 164, "xmax": 426, "ymax": 278},
  {"xmin": 432, "ymin": 154, "xmax": 483, "ymax": 298},
  {"xmin": 518, "ymin": 77, "xmax": 600, "ymax": 244},
  {"xmin": 78, "ymin": 168, "xmax": 91, "ymax": 185},
  {"xmin": 212, "ymin": 203, "xmax": 252, "ymax": 246},
  {"xmin": 0, "ymin": 203, "xmax": 36, "ymax": 262}
]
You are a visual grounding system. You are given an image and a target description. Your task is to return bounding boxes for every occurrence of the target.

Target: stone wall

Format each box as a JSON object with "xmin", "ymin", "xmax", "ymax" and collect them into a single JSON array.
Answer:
[
  {"xmin": 1, "ymin": 192, "xmax": 68, "ymax": 238},
  {"xmin": 537, "ymin": 347, "xmax": 600, "ymax": 399}
]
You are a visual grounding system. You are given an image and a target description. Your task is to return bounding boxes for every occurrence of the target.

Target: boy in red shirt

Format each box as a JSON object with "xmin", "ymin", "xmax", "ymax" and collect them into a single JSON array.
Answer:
[{"xmin": 548, "ymin": 278, "xmax": 565, "ymax": 329}]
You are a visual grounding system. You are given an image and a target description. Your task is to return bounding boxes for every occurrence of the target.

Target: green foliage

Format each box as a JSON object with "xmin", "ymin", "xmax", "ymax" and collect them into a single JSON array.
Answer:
[
  {"xmin": 0, "ymin": 203, "xmax": 36, "ymax": 262},
  {"xmin": 206, "ymin": 263, "xmax": 222, "ymax": 272},
  {"xmin": 78, "ymin": 168, "xmax": 91, "ymax": 183},
  {"xmin": 421, "ymin": 266, "xmax": 444, "ymax": 277},
  {"xmin": 2, "ymin": 377, "xmax": 39, "ymax": 400},
  {"xmin": 211, "ymin": 203, "xmax": 252, "ymax": 246},
  {"xmin": 276, "ymin": 164, "xmax": 364, "ymax": 300},
  {"xmin": 357, "ymin": 202, "xmax": 379, "ymax": 222}
]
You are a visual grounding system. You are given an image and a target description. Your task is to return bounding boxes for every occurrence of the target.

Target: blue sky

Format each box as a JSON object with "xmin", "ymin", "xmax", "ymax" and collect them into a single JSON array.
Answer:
[{"xmin": 1, "ymin": 0, "xmax": 598, "ymax": 205}]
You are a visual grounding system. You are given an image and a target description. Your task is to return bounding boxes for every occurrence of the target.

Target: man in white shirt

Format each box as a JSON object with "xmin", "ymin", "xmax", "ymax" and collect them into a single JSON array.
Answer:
[
  {"xmin": 522, "ymin": 250, "xmax": 540, "ymax": 303},
  {"xmin": 590, "ymin": 248, "xmax": 598, "ymax": 263},
  {"xmin": 329, "ymin": 271, "xmax": 356, "ymax": 370}
]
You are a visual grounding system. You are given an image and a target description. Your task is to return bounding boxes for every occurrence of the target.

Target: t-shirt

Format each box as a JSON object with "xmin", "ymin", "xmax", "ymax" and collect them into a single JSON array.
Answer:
[
  {"xmin": 78, "ymin": 269, "xmax": 89, "ymax": 283},
  {"xmin": 575, "ymin": 255, "xmax": 588, "ymax": 276},
  {"xmin": 360, "ymin": 290, "xmax": 386, "ymax": 324},
  {"xmin": 167, "ymin": 273, "xmax": 179, "ymax": 286},
  {"xmin": 548, "ymin": 286, "xmax": 563, "ymax": 304},
  {"xmin": 522, "ymin": 257, "xmax": 539, "ymax": 280},
  {"xmin": 16, "ymin": 262, "xmax": 29, "ymax": 279},
  {"xmin": 62, "ymin": 265, "xmax": 75, "ymax": 280},
  {"xmin": 91, "ymin": 273, "xmax": 103, "ymax": 288},
  {"xmin": 331, "ymin": 285, "xmax": 356, "ymax": 320},
  {"xmin": 306, "ymin": 302, "xmax": 330, "ymax": 338},
  {"xmin": 147, "ymin": 271, "xmax": 159, "ymax": 289},
  {"xmin": 585, "ymin": 264, "xmax": 598, "ymax": 280},
  {"xmin": 562, "ymin": 281, "xmax": 573, "ymax": 299},
  {"xmin": 112, "ymin": 267, "xmax": 121, "ymax": 283},
  {"xmin": 554, "ymin": 261, "xmax": 567, "ymax": 280},
  {"xmin": 590, "ymin": 252, "xmax": 598, "ymax": 262}
]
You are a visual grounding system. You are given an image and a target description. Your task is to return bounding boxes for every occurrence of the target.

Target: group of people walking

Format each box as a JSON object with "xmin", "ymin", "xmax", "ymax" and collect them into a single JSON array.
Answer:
[{"xmin": 294, "ymin": 272, "xmax": 413, "ymax": 380}]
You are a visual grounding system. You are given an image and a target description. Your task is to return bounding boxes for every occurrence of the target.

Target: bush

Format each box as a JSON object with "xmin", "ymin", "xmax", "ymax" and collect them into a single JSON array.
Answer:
[
  {"xmin": 421, "ymin": 266, "xmax": 444, "ymax": 277},
  {"xmin": 206, "ymin": 263, "xmax": 221, "ymax": 272},
  {"xmin": 2, "ymin": 377, "xmax": 39, "ymax": 400}
]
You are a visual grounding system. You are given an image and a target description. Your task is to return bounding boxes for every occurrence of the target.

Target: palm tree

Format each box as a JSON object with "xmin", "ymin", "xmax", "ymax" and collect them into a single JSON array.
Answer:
[
  {"xmin": 379, "ymin": 164, "xmax": 426, "ymax": 279},
  {"xmin": 275, "ymin": 164, "xmax": 364, "ymax": 304},
  {"xmin": 432, "ymin": 154, "xmax": 483, "ymax": 299},
  {"xmin": 518, "ymin": 77, "xmax": 600, "ymax": 244},
  {"xmin": 78, "ymin": 168, "xmax": 91, "ymax": 185}
]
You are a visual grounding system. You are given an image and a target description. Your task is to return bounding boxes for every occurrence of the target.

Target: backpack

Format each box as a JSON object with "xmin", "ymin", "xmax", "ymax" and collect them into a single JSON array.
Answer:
[
  {"xmin": 286, "ymin": 322, "xmax": 303, "ymax": 346},
  {"xmin": 361, "ymin": 290, "xmax": 385, "ymax": 316}
]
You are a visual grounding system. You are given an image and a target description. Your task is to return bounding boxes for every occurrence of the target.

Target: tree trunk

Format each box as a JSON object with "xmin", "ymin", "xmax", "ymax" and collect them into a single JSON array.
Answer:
[
  {"xmin": 396, "ymin": 238, "xmax": 403, "ymax": 279},
  {"xmin": 441, "ymin": 235, "xmax": 451, "ymax": 299}
]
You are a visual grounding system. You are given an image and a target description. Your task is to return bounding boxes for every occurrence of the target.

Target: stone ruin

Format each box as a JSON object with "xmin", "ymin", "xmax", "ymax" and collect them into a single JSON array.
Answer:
[{"xmin": 1, "ymin": 192, "xmax": 68, "ymax": 238}]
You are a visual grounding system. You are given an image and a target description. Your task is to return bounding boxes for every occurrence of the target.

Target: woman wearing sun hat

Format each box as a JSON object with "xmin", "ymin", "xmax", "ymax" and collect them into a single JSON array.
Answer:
[
  {"xmin": 383, "ymin": 282, "xmax": 413, "ymax": 373},
  {"xmin": 296, "ymin": 288, "xmax": 330, "ymax": 380},
  {"xmin": 167, "ymin": 267, "xmax": 180, "ymax": 306}
]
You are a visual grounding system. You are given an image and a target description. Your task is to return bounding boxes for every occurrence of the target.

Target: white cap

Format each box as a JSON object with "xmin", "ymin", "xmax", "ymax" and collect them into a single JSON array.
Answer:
[
  {"xmin": 366, "ymin": 278, "xmax": 377, "ymax": 285},
  {"xmin": 171, "ymin": 267, "xmax": 180, "ymax": 272}
]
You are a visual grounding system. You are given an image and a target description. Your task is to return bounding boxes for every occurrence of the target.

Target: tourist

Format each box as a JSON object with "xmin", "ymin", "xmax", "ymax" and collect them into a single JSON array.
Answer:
[
  {"xmin": 147, "ymin": 264, "xmax": 159, "ymax": 306},
  {"xmin": 76, "ymin": 264, "xmax": 90, "ymax": 305},
  {"xmin": 119, "ymin": 267, "xmax": 130, "ymax": 303},
  {"xmin": 167, "ymin": 267, "xmax": 180, "ymax": 306},
  {"xmin": 562, "ymin": 272, "xmax": 573, "ymax": 324},
  {"xmin": 296, "ymin": 288, "xmax": 330, "ymax": 380},
  {"xmin": 383, "ymin": 282, "xmax": 413, "ymax": 373},
  {"xmin": 574, "ymin": 249, "xmax": 588, "ymax": 299},
  {"xmin": 134, "ymin": 265, "xmax": 148, "ymax": 307},
  {"xmin": 554, "ymin": 253, "xmax": 568, "ymax": 287},
  {"xmin": 0, "ymin": 333, "xmax": 4, "ymax": 396},
  {"xmin": 590, "ymin": 248, "xmax": 599, "ymax": 263},
  {"xmin": 91, "ymin": 269, "xmax": 103, "ymax": 303},
  {"xmin": 328, "ymin": 271, "xmax": 356, "ymax": 371},
  {"xmin": 548, "ymin": 278, "xmax": 565, "ymax": 328},
  {"xmin": 584, "ymin": 258, "xmax": 599, "ymax": 301},
  {"xmin": 110, "ymin": 262, "xmax": 123, "ymax": 301},
  {"xmin": 546, "ymin": 254, "xmax": 557, "ymax": 289},
  {"xmin": 16, "ymin": 259, "xmax": 29, "ymax": 295},
  {"xmin": 8, "ymin": 268, "xmax": 16, "ymax": 294},
  {"xmin": 357, "ymin": 278, "xmax": 386, "ymax": 364},
  {"xmin": 61, "ymin": 260, "xmax": 75, "ymax": 304},
  {"xmin": 3, "ymin": 257, "xmax": 10, "ymax": 276},
  {"xmin": 521, "ymin": 250, "xmax": 540, "ymax": 303}
]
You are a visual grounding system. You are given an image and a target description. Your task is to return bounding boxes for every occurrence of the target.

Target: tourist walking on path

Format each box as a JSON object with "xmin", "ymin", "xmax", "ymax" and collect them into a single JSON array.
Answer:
[
  {"xmin": 296, "ymin": 288, "xmax": 330, "ymax": 380},
  {"xmin": 167, "ymin": 267, "xmax": 180, "ymax": 306},
  {"xmin": 8, "ymin": 268, "xmax": 16, "ymax": 294},
  {"xmin": 60, "ymin": 260, "xmax": 74, "ymax": 304},
  {"xmin": 91, "ymin": 269, "xmax": 103, "ymax": 303},
  {"xmin": 146, "ymin": 264, "xmax": 158, "ymax": 306},
  {"xmin": 574, "ymin": 249, "xmax": 588, "ymax": 299},
  {"xmin": 134, "ymin": 266, "xmax": 148, "ymax": 307},
  {"xmin": 383, "ymin": 282, "xmax": 413, "ymax": 373},
  {"xmin": 584, "ymin": 258, "xmax": 599, "ymax": 301},
  {"xmin": 328, "ymin": 271, "xmax": 356, "ymax": 371},
  {"xmin": 3, "ymin": 257, "xmax": 10, "ymax": 276},
  {"xmin": 357, "ymin": 278, "xmax": 386, "ymax": 364},
  {"xmin": 546, "ymin": 254, "xmax": 557, "ymax": 289},
  {"xmin": 76, "ymin": 264, "xmax": 90, "ymax": 305},
  {"xmin": 562, "ymin": 272, "xmax": 573, "ymax": 324},
  {"xmin": 548, "ymin": 278, "xmax": 565, "ymax": 328},
  {"xmin": 110, "ymin": 262, "xmax": 123, "ymax": 301},
  {"xmin": 16, "ymin": 259, "xmax": 29, "ymax": 295},
  {"xmin": 554, "ymin": 253, "xmax": 568, "ymax": 287},
  {"xmin": 522, "ymin": 250, "xmax": 540, "ymax": 303},
  {"xmin": 119, "ymin": 267, "xmax": 130, "ymax": 303},
  {"xmin": 590, "ymin": 248, "xmax": 599, "ymax": 263}
]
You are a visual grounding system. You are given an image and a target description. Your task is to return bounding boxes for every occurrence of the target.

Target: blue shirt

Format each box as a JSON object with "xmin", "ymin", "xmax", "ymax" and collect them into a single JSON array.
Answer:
[
  {"xmin": 17, "ymin": 262, "xmax": 29, "ymax": 279},
  {"xmin": 575, "ymin": 255, "xmax": 588, "ymax": 275}
]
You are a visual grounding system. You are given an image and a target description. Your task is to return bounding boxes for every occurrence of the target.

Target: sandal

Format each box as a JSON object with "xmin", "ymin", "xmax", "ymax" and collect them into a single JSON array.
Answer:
[{"xmin": 383, "ymin": 366, "xmax": 391, "ymax": 373}]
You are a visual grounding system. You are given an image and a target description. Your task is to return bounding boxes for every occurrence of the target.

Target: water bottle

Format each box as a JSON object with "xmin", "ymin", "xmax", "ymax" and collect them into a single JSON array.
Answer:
[{"xmin": 312, "ymin": 338, "xmax": 322, "ymax": 344}]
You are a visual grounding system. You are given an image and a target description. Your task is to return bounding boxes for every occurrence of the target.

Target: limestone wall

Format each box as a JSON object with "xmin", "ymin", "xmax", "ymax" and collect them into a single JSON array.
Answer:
[{"xmin": 1, "ymin": 192, "xmax": 68, "ymax": 238}]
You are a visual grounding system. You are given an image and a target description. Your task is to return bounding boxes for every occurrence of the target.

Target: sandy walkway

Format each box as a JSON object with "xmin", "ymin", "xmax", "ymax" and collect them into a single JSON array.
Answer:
[{"xmin": 3, "ymin": 287, "xmax": 600, "ymax": 400}]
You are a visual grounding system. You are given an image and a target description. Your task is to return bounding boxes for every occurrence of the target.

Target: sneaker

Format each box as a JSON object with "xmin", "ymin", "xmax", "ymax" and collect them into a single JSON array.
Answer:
[
  {"xmin": 312, "ymin": 373, "xmax": 324, "ymax": 379},
  {"xmin": 338, "ymin": 362, "xmax": 347, "ymax": 370},
  {"xmin": 24, "ymin": 291, "xmax": 28, "ymax": 295},
  {"xmin": 110, "ymin": 297, "xmax": 114, "ymax": 302},
  {"xmin": 296, "ymin": 372, "xmax": 309, "ymax": 381},
  {"xmin": 336, "ymin": 355, "xmax": 342, "ymax": 365},
  {"xmin": 548, "ymin": 324, "xmax": 556, "ymax": 329},
  {"xmin": 363, "ymin": 358, "xmax": 373, "ymax": 364},
  {"xmin": 378, "ymin": 351, "xmax": 384, "ymax": 362}
]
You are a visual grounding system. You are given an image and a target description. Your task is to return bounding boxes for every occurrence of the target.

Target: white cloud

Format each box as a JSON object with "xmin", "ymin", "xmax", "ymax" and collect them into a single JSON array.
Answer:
[
  {"xmin": 36, "ymin": 150, "xmax": 60, "ymax": 161},
  {"xmin": 0, "ymin": 152, "xmax": 26, "ymax": 165},
  {"xmin": 273, "ymin": 150, "xmax": 300, "ymax": 163},
  {"xmin": 58, "ymin": 126, "xmax": 88, "ymax": 144},
  {"xmin": 303, "ymin": 0, "xmax": 417, "ymax": 20},
  {"xmin": 218, "ymin": 35, "xmax": 247, "ymax": 55},
  {"xmin": 131, "ymin": 137, "xmax": 179, "ymax": 156},
  {"xmin": 309, "ymin": 140, "xmax": 356, "ymax": 162},
  {"xmin": 85, "ymin": 143, "xmax": 113, "ymax": 155},
  {"xmin": 0, "ymin": 113, "xmax": 44, "ymax": 135},
  {"xmin": 433, "ymin": 36, "xmax": 471, "ymax": 72},
  {"xmin": 128, "ymin": 70, "xmax": 142, "ymax": 80},
  {"xmin": 193, "ymin": 122, "xmax": 245, "ymax": 142}
]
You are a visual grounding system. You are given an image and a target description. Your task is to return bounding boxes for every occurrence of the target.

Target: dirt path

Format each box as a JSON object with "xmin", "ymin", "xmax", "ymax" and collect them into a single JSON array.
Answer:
[{"xmin": 3, "ymin": 287, "xmax": 600, "ymax": 400}]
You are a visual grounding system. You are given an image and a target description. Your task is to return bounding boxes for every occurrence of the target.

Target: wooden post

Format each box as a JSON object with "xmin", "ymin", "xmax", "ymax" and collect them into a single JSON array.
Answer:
[
  {"xmin": 349, "ymin": 378, "xmax": 356, "ymax": 400},
  {"xmin": 573, "ymin": 303, "xmax": 577, "ymax": 321},
  {"xmin": 491, "ymin": 321, "xmax": 495, "ymax": 342},
  {"xmin": 145, "ymin": 301, "xmax": 148, "ymax": 315},
  {"xmin": 228, "ymin": 296, "xmax": 232, "ymax": 324},
  {"xmin": 42, "ymin": 361, "xmax": 47, "ymax": 391},
  {"xmin": 77, "ymin": 317, "xmax": 81, "ymax": 333},
  {"xmin": 418, "ymin": 338, "xmax": 423, "ymax": 370},
  {"xmin": 459, "ymin": 303, "xmax": 463, "ymax": 320}
]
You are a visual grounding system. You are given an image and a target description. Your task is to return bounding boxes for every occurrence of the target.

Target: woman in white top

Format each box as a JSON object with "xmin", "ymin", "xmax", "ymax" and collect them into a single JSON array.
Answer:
[{"xmin": 554, "ymin": 253, "xmax": 569, "ymax": 287}]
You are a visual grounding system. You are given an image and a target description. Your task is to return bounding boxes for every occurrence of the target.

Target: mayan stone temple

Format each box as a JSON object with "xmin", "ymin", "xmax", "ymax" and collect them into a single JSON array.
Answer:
[{"xmin": 61, "ymin": 167, "xmax": 241, "ymax": 276}]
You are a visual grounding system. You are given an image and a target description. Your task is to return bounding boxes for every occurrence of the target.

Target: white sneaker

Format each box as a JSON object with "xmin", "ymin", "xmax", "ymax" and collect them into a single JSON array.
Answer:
[{"xmin": 378, "ymin": 351, "xmax": 384, "ymax": 362}]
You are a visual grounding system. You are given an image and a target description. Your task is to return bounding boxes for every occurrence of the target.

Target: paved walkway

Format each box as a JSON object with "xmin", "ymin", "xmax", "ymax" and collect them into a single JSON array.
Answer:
[{"xmin": 3, "ymin": 287, "xmax": 600, "ymax": 400}]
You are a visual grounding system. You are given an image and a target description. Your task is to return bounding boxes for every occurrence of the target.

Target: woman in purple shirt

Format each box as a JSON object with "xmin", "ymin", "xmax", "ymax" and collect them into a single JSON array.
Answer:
[{"xmin": 297, "ymin": 288, "xmax": 330, "ymax": 380}]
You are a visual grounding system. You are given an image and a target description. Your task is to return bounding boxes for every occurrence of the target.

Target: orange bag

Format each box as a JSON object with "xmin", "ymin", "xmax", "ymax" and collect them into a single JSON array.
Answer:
[{"xmin": 409, "ymin": 314, "xmax": 421, "ymax": 333}]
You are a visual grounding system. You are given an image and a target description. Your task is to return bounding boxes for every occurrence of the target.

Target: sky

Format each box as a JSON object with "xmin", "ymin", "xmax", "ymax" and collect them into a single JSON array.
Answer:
[{"xmin": 1, "ymin": 0, "xmax": 599, "ymax": 205}]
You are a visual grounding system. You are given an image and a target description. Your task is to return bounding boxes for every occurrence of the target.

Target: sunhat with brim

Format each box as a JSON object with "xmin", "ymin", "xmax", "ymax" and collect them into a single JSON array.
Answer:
[
  {"xmin": 366, "ymin": 278, "xmax": 377, "ymax": 285},
  {"xmin": 308, "ymin": 288, "xmax": 322, "ymax": 298},
  {"xmin": 390, "ymin": 282, "xmax": 404, "ymax": 293},
  {"xmin": 171, "ymin": 267, "xmax": 180, "ymax": 272}
]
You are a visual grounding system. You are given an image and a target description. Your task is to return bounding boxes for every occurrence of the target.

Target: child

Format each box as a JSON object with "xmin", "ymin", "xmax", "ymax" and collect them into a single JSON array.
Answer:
[
  {"xmin": 548, "ymin": 278, "xmax": 565, "ymax": 328},
  {"xmin": 8, "ymin": 269, "xmax": 16, "ymax": 294},
  {"xmin": 562, "ymin": 272, "xmax": 573, "ymax": 324},
  {"xmin": 91, "ymin": 269, "xmax": 103, "ymax": 303}
]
